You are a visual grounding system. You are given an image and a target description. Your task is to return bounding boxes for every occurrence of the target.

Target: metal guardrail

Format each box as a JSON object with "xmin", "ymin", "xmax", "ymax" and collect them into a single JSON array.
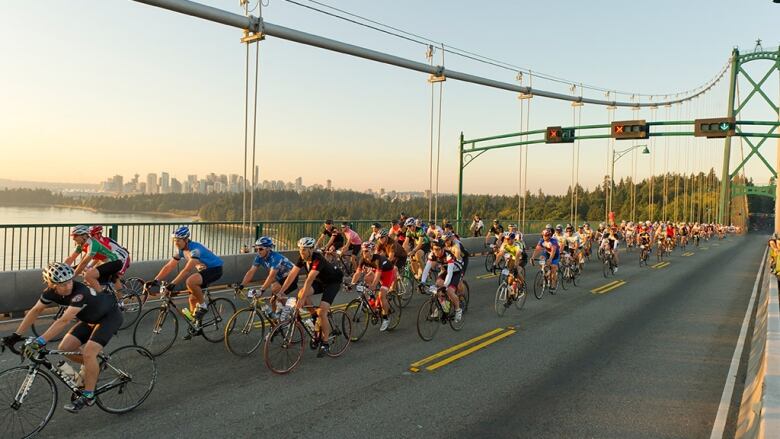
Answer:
[{"xmin": 0, "ymin": 218, "xmax": 583, "ymax": 271}]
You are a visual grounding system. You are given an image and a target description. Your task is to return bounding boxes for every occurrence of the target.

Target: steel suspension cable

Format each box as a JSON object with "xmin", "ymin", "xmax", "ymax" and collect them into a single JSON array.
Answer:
[
  {"xmin": 433, "ymin": 45, "xmax": 445, "ymax": 226},
  {"xmin": 249, "ymin": 35, "xmax": 261, "ymax": 243}
]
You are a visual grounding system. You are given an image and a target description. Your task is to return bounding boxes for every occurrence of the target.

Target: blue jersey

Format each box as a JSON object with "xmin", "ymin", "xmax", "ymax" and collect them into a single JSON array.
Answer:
[
  {"xmin": 174, "ymin": 241, "xmax": 223, "ymax": 268},
  {"xmin": 536, "ymin": 237, "xmax": 560, "ymax": 259},
  {"xmin": 252, "ymin": 250, "xmax": 294, "ymax": 283}
]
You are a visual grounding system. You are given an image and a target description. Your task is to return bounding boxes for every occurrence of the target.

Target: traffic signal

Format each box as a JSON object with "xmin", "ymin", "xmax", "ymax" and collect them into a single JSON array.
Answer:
[
  {"xmin": 611, "ymin": 120, "xmax": 648, "ymax": 140},
  {"xmin": 694, "ymin": 117, "xmax": 736, "ymax": 138},
  {"xmin": 545, "ymin": 126, "xmax": 575, "ymax": 144}
]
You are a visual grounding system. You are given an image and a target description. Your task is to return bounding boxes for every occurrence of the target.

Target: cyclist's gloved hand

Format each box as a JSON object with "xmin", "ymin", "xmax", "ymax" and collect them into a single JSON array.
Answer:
[
  {"xmin": 1, "ymin": 332, "xmax": 23, "ymax": 349},
  {"xmin": 23, "ymin": 336, "xmax": 46, "ymax": 358}
]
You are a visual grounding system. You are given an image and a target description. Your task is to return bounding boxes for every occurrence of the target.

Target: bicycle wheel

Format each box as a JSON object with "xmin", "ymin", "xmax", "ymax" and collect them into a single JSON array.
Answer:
[
  {"xmin": 124, "ymin": 277, "xmax": 147, "ymax": 304},
  {"xmin": 484, "ymin": 252, "xmax": 494, "ymax": 272},
  {"xmin": 132, "ymin": 308, "xmax": 178, "ymax": 357},
  {"xmin": 449, "ymin": 303, "xmax": 465, "ymax": 331},
  {"xmin": 325, "ymin": 309, "xmax": 351, "ymax": 357},
  {"xmin": 602, "ymin": 260, "xmax": 610, "ymax": 278},
  {"xmin": 397, "ymin": 276, "xmax": 414, "ymax": 308},
  {"xmin": 119, "ymin": 293, "xmax": 143, "ymax": 330},
  {"xmin": 459, "ymin": 280, "xmax": 470, "ymax": 312},
  {"xmin": 201, "ymin": 298, "xmax": 236, "ymax": 342},
  {"xmin": 387, "ymin": 293, "xmax": 402, "ymax": 330},
  {"xmin": 0, "ymin": 366, "xmax": 57, "ymax": 439},
  {"xmin": 514, "ymin": 282, "xmax": 528, "ymax": 310},
  {"xmin": 534, "ymin": 271, "xmax": 545, "ymax": 300},
  {"xmin": 95, "ymin": 345, "xmax": 157, "ymax": 414},
  {"xmin": 224, "ymin": 307, "xmax": 266, "ymax": 356},
  {"xmin": 264, "ymin": 321, "xmax": 304, "ymax": 374},
  {"xmin": 31, "ymin": 307, "xmax": 67, "ymax": 343},
  {"xmin": 416, "ymin": 299, "xmax": 440, "ymax": 341},
  {"xmin": 494, "ymin": 283, "xmax": 509, "ymax": 317},
  {"xmin": 560, "ymin": 266, "xmax": 569, "ymax": 291},
  {"xmin": 344, "ymin": 299, "xmax": 370, "ymax": 342}
]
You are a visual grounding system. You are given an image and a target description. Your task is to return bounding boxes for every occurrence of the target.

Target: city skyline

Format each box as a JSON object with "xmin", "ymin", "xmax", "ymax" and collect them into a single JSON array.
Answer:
[{"xmin": 2, "ymin": 2, "xmax": 778, "ymax": 196}]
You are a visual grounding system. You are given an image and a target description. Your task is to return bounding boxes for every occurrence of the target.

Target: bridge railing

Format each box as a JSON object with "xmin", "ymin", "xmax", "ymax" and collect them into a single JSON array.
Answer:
[{"xmin": 0, "ymin": 218, "xmax": 583, "ymax": 271}]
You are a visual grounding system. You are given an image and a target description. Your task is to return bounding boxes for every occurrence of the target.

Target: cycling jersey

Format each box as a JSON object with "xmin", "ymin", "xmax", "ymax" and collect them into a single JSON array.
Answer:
[
  {"xmin": 173, "ymin": 241, "xmax": 223, "ymax": 268},
  {"xmin": 253, "ymin": 250, "xmax": 295, "ymax": 283},
  {"xmin": 343, "ymin": 228, "xmax": 362, "ymax": 245},
  {"xmin": 321, "ymin": 227, "xmax": 345, "ymax": 249},
  {"xmin": 561, "ymin": 233, "xmax": 581, "ymax": 250},
  {"xmin": 358, "ymin": 254, "xmax": 394, "ymax": 272},
  {"xmin": 296, "ymin": 250, "xmax": 343, "ymax": 284},
  {"xmin": 502, "ymin": 242, "xmax": 523, "ymax": 259},
  {"xmin": 40, "ymin": 281, "xmax": 117, "ymax": 324},
  {"xmin": 488, "ymin": 225, "xmax": 504, "ymax": 236},
  {"xmin": 666, "ymin": 226, "xmax": 675, "ymax": 238},
  {"xmin": 421, "ymin": 249, "xmax": 463, "ymax": 287},
  {"xmin": 94, "ymin": 236, "xmax": 129, "ymax": 262},
  {"xmin": 638, "ymin": 232, "xmax": 651, "ymax": 245},
  {"xmin": 406, "ymin": 228, "xmax": 430, "ymax": 248},
  {"xmin": 537, "ymin": 237, "xmax": 561, "ymax": 265},
  {"xmin": 76, "ymin": 238, "xmax": 118, "ymax": 263}
]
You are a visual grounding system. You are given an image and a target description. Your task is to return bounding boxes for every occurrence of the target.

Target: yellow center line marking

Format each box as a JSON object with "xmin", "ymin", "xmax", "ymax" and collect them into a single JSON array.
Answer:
[
  {"xmin": 700, "ymin": 246, "xmax": 709, "ymax": 250},
  {"xmin": 476, "ymin": 273, "xmax": 499, "ymax": 280},
  {"xmin": 682, "ymin": 252, "xmax": 694, "ymax": 256},
  {"xmin": 652, "ymin": 261, "xmax": 670, "ymax": 269},
  {"xmin": 592, "ymin": 280, "xmax": 626, "ymax": 295},
  {"xmin": 425, "ymin": 330, "xmax": 516, "ymax": 371},
  {"xmin": 590, "ymin": 280, "xmax": 621, "ymax": 294},
  {"xmin": 410, "ymin": 327, "xmax": 506, "ymax": 369}
]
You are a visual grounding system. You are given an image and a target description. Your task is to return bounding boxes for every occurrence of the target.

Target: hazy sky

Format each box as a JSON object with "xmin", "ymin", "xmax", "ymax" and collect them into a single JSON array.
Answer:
[{"xmin": 1, "ymin": 1, "xmax": 778, "ymax": 195}]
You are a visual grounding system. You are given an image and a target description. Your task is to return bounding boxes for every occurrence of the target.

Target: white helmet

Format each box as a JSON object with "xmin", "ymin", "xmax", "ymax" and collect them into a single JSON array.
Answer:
[
  {"xmin": 70, "ymin": 225, "xmax": 89, "ymax": 236},
  {"xmin": 404, "ymin": 218, "xmax": 416, "ymax": 227},
  {"xmin": 43, "ymin": 262, "xmax": 75, "ymax": 284},
  {"xmin": 297, "ymin": 237, "xmax": 316, "ymax": 248}
]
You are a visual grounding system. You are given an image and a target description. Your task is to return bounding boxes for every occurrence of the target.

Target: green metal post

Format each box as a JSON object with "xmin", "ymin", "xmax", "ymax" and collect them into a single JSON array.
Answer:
[
  {"xmin": 456, "ymin": 132, "xmax": 464, "ymax": 235},
  {"xmin": 718, "ymin": 48, "xmax": 739, "ymax": 225},
  {"xmin": 109, "ymin": 224, "xmax": 118, "ymax": 241}
]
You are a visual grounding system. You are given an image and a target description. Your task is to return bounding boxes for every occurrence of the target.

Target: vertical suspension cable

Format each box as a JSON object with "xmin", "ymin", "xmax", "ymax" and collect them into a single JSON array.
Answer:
[
  {"xmin": 574, "ymin": 97, "xmax": 582, "ymax": 223},
  {"xmin": 426, "ymin": 45, "xmax": 434, "ymax": 224},
  {"xmin": 649, "ymin": 106, "xmax": 656, "ymax": 221},
  {"xmin": 517, "ymin": 75, "xmax": 524, "ymax": 227},
  {"xmin": 248, "ymin": 38, "xmax": 261, "ymax": 242},
  {"xmin": 433, "ymin": 45, "xmax": 445, "ymax": 226},
  {"xmin": 522, "ymin": 73, "xmax": 532, "ymax": 233},
  {"xmin": 606, "ymin": 105, "xmax": 615, "ymax": 222},
  {"xmin": 241, "ymin": 17, "xmax": 250, "ymax": 242}
]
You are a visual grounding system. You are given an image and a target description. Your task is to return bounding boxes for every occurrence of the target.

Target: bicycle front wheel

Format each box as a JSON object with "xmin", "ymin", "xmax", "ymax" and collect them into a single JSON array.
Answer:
[
  {"xmin": 326, "ymin": 309, "xmax": 351, "ymax": 357},
  {"xmin": 264, "ymin": 321, "xmax": 304, "ymax": 375},
  {"xmin": 0, "ymin": 366, "xmax": 57, "ymax": 439},
  {"xmin": 560, "ymin": 266, "xmax": 570, "ymax": 291},
  {"xmin": 387, "ymin": 293, "xmax": 402, "ymax": 331},
  {"xmin": 224, "ymin": 307, "xmax": 267, "ymax": 356},
  {"xmin": 344, "ymin": 299, "xmax": 369, "ymax": 342},
  {"xmin": 95, "ymin": 345, "xmax": 157, "ymax": 414},
  {"xmin": 119, "ymin": 293, "xmax": 143, "ymax": 330},
  {"xmin": 133, "ymin": 308, "xmax": 178, "ymax": 357},
  {"xmin": 416, "ymin": 299, "xmax": 440, "ymax": 341},
  {"xmin": 201, "ymin": 298, "xmax": 236, "ymax": 343},
  {"xmin": 533, "ymin": 271, "xmax": 545, "ymax": 300},
  {"xmin": 484, "ymin": 252, "xmax": 494, "ymax": 272},
  {"xmin": 397, "ymin": 276, "xmax": 414, "ymax": 308},
  {"xmin": 495, "ymin": 283, "xmax": 509, "ymax": 317}
]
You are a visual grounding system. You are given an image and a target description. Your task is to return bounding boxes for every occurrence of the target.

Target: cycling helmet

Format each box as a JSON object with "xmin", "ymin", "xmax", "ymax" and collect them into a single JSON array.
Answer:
[
  {"xmin": 509, "ymin": 224, "xmax": 517, "ymax": 229},
  {"xmin": 378, "ymin": 229, "xmax": 389, "ymax": 238},
  {"xmin": 171, "ymin": 226, "xmax": 191, "ymax": 240},
  {"xmin": 404, "ymin": 217, "xmax": 416, "ymax": 227},
  {"xmin": 361, "ymin": 241, "xmax": 375, "ymax": 251},
  {"xmin": 70, "ymin": 225, "xmax": 89, "ymax": 236},
  {"xmin": 555, "ymin": 224, "xmax": 563, "ymax": 232},
  {"xmin": 493, "ymin": 219, "xmax": 499, "ymax": 224},
  {"xmin": 507, "ymin": 233, "xmax": 516, "ymax": 240},
  {"xmin": 324, "ymin": 219, "xmax": 333, "ymax": 225},
  {"xmin": 88, "ymin": 225, "xmax": 103, "ymax": 237},
  {"xmin": 43, "ymin": 262, "xmax": 75, "ymax": 284},
  {"xmin": 254, "ymin": 236, "xmax": 274, "ymax": 248},
  {"xmin": 431, "ymin": 239, "xmax": 445, "ymax": 248},
  {"xmin": 371, "ymin": 222, "xmax": 381, "ymax": 229},
  {"xmin": 565, "ymin": 225, "xmax": 573, "ymax": 232},
  {"xmin": 297, "ymin": 237, "xmax": 316, "ymax": 248},
  {"xmin": 545, "ymin": 224, "xmax": 552, "ymax": 229},
  {"xmin": 443, "ymin": 231, "xmax": 455, "ymax": 240}
]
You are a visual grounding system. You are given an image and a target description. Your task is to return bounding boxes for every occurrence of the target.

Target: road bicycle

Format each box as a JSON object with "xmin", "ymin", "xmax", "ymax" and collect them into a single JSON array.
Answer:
[
  {"xmin": 224, "ymin": 285, "xmax": 283, "ymax": 357},
  {"xmin": 416, "ymin": 283, "xmax": 465, "ymax": 341},
  {"xmin": 484, "ymin": 243, "xmax": 506, "ymax": 273},
  {"xmin": 0, "ymin": 340, "xmax": 156, "ymax": 439},
  {"xmin": 344, "ymin": 280, "xmax": 401, "ymax": 341},
  {"xmin": 324, "ymin": 249, "xmax": 354, "ymax": 277},
  {"xmin": 639, "ymin": 243, "xmax": 651, "ymax": 267},
  {"xmin": 263, "ymin": 298, "xmax": 351, "ymax": 374},
  {"xmin": 393, "ymin": 258, "xmax": 417, "ymax": 308},
  {"xmin": 533, "ymin": 258, "xmax": 555, "ymax": 299},
  {"xmin": 559, "ymin": 251, "xmax": 580, "ymax": 290},
  {"xmin": 494, "ymin": 268, "xmax": 527, "ymax": 317},
  {"xmin": 132, "ymin": 282, "xmax": 235, "ymax": 357},
  {"xmin": 602, "ymin": 248, "xmax": 617, "ymax": 277}
]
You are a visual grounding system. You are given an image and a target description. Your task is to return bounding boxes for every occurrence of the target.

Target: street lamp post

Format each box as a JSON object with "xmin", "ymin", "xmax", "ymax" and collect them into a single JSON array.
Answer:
[{"xmin": 609, "ymin": 144, "xmax": 650, "ymax": 224}]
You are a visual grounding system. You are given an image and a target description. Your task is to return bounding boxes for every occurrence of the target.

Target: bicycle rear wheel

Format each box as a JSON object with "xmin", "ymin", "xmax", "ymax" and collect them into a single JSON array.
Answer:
[
  {"xmin": 0, "ymin": 366, "xmax": 56, "ymax": 439},
  {"xmin": 560, "ymin": 266, "xmax": 570, "ymax": 291},
  {"xmin": 264, "ymin": 321, "xmax": 304, "ymax": 374},
  {"xmin": 449, "ymin": 304, "xmax": 465, "ymax": 331},
  {"xmin": 397, "ymin": 276, "xmax": 414, "ymax": 308},
  {"xmin": 387, "ymin": 293, "xmax": 402, "ymax": 331},
  {"xmin": 95, "ymin": 345, "xmax": 157, "ymax": 414},
  {"xmin": 459, "ymin": 280, "xmax": 470, "ymax": 312},
  {"xmin": 201, "ymin": 298, "xmax": 236, "ymax": 342},
  {"xmin": 484, "ymin": 252, "xmax": 494, "ymax": 272},
  {"xmin": 344, "ymin": 299, "xmax": 369, "ymax": 342},
  {"xmin": 224, "ymin": 307, "xmax": 267, "ymax": 356},
  {"xmin": 325, "ymin": 309, "xmax": 351, "ymax": 357},
  {"xmin": 119, "ymin": 293, "xmax": 143, "ymax": 330},
  {"xmin": 533, "ymin": 271, "xmax": 545, "ymax": 299},
  {"xmin": 133, "ymin": 308, "xmax": 178, "ymax": 357},
  {"xmin": 515, "ymin": 282, "xmax": 528, "ymax": 310},
  {"xmin": 416, "ymin": 299, "xmax": 440, "ymax": 341}
]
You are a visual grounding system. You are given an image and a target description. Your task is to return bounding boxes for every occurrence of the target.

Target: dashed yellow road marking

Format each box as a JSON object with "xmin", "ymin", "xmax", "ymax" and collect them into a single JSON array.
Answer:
[
  {"xmin": 425, "ymin": 329, "xmax": 516, "ymax": 371},
  {"xmin": 409, "ymin": 327, "xmax": 512, "ymax": 372},
  {"xmin": 591, "ymin": 280, "xmax": 626, "ymax": 294}
]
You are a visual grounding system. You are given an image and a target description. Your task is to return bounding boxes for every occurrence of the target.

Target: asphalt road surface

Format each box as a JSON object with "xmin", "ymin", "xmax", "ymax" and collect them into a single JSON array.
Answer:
[{"xmin": 0, "ymin": 234, "xmax": 766, "ymax": 439}]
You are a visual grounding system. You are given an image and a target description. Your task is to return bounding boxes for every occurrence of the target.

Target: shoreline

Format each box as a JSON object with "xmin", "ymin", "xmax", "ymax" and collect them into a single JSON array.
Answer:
[{"xmin": 0, "ymin": 203, "xmax": 199, "ymax": 221}]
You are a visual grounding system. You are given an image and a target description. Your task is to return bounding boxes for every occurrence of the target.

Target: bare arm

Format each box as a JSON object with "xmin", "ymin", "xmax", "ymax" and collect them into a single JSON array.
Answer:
[
  {"xmin": 14, "ymin": 300, "xmax": 48, "ymax": 336},
  {"xmin": 170, "ymin": 258, "xmax": 199, "ymax": 286},
  {"xmin": 154, "ymin": 258, "xmax": 180, "ymax": 282},
  {"xmin": 40, "ymin": 306, "xmax": 80, "ymax": 342}
]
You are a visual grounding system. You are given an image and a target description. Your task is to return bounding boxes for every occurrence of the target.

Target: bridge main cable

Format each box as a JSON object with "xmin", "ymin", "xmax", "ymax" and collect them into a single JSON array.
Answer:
[{"xmin": 133, "ymin": 0, "xmax": 723, "ymax": 108}]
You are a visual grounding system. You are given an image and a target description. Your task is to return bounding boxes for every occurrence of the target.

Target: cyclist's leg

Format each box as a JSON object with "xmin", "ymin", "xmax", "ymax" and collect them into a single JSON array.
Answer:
[
  {"xmin": 317, "ymin": 282, "xmax": 339, "ymax": 342},
  {"xmin": 58, "ymin": 324, "xmax": 89, "ymax": 365},
  {"xmin": 185, "ymin": 272, "xmax": 205, "ymax": 313},
  {"xmin": 81, "ymin": 309, "xmax": 121, "ymax": 394}
]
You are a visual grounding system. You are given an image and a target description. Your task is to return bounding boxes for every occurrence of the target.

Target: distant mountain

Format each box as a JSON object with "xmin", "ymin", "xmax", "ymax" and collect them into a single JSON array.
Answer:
[{"xmin": 0, "ymin": 178, "xmax": 98, "ymax": 192}]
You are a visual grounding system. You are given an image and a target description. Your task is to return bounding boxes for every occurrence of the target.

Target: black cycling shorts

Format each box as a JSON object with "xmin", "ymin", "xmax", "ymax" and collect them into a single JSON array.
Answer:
[
  {"xmin": 96, "ymin": 260, "xmax": 123, "ymax": 284},
  {"xmin": 437, "ymin": 269, "xmax": 463, "ymax": 289},
  {"xmin": 198, "ymin": 266, "xmax": 223, "ymax": 288},
  {"xmin": 312, "ymin": 281, "xmax": 340, "ymax": 305},
  {"xmin": 348, "ymin": 243, "xmax": 361, "ymax": 255},
  {"xmin": 67, "ymin": 308, "xmax": 123, "ymax": 347},
  {"xmin": 394, "ymin": 256, "xmax": 407, "ymax": 271}
]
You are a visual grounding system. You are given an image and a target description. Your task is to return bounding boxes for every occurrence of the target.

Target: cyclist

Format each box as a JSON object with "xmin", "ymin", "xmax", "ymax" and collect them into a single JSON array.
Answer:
[
  {"xmin": 638, "ymin": 225, "xmax": 652, "ymax": 258},
  {"xmin": 338, "ymin": 222, "xmax": 363, "ymax": 270},
  {"xmin": 1, "ymin": 262, "xmax": 122, "ymax": 412},
  {"xmin": 531, "ymin": 229, "xmax": 560, "ymax": 292},
  {"xmin": 376, "ymin": 228, "xmax": 407, "ymax": 272},
  {"xmin": 493, "ymin": 232, "xmax": 525, "ymax": 296},
  {"xmin": 367, "ymin": 222, "xmax": 383, "ymax": 243},
  {"xmin": 238, "ymin": 236, "xmax": 297, "ymax": 312},
  {"xmin": 561, "ymin": 224, "xmax": 583, "ymax": 268},
  {"xmin": 64, "ymin": 225, "xmax": 123, "ymax": 293},
  {"xmin": 316, "ymin": 219, "xmax": 344, "ymax": 252},
  {"xmin": 485, "ymin": 220, "xmax": 504, "ymax": 246},
  {"xmin": 601, "ymin": 225, "xmax": 621, "ymax": 271},
  {"xmin": 420, "ymin": 239, "xmax": 464, "ymax": 322},
  {"xmin": 146, "ymin": 226, "xmax": 223, "ymax": 335},
  {"xmin": 404, "ymin": 218, "xmax": 430, "ymax": 280},
  {"xmin": 350, "ymin": 241, "xmax": 396, "ymax": 331},
  {"xmin": 552, "ymin": 224, "xmax": 565, "ymax": 248},
  {"xmin": 88, "ymin": 225, "xmax": 131, "ymax": 300},
  {"xmin": 278, "ymin": 237, "xmax": 343, "ymax": 357}
]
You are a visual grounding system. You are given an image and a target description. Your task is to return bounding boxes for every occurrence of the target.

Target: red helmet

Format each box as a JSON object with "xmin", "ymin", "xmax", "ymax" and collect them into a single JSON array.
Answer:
[{"xmin": 88, "ymin": 225, "xmax": 103, "ymax": 237}]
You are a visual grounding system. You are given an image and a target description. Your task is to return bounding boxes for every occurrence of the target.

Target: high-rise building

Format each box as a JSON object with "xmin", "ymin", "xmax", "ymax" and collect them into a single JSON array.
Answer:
[
  {"xmin": 170, "ymin": 178, "xmax": 182, "ymax": 194},
  {"xmin": 295, "ymin": 177, "xmax": 303, "ymax": 191},
  {"xmin": 187, "ymin": 175, "xmax": 197, "ymax": 193},
  {"xmin": 139, "ymin": 182, "xmax": 147, "ymax": 194},
  {"xmin": 146, "ymin": 173, "xmax": 158, "ymax": 194},
  {"xmin": 326, "ymin": 179, "xmax": 332, "ymax": 190},
  {"xmin": 160, "ymin": 172, "xmax": 170, "ymax": 194},
  {"xmin": 112, "ymin": 175, "xmax": 124, "ymax": 193}
]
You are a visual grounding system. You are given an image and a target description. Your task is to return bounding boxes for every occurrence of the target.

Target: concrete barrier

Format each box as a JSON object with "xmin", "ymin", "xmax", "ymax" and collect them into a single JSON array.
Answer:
[{"xmin": 0, "ymin": 235, "xmax": 538, "ymax": 314}]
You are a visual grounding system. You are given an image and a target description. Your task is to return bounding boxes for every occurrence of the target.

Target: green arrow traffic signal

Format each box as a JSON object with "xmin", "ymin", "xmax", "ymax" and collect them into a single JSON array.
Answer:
[{"xmin": 719, "ymin": 122, "xmax": 730, "ymax": 131}]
